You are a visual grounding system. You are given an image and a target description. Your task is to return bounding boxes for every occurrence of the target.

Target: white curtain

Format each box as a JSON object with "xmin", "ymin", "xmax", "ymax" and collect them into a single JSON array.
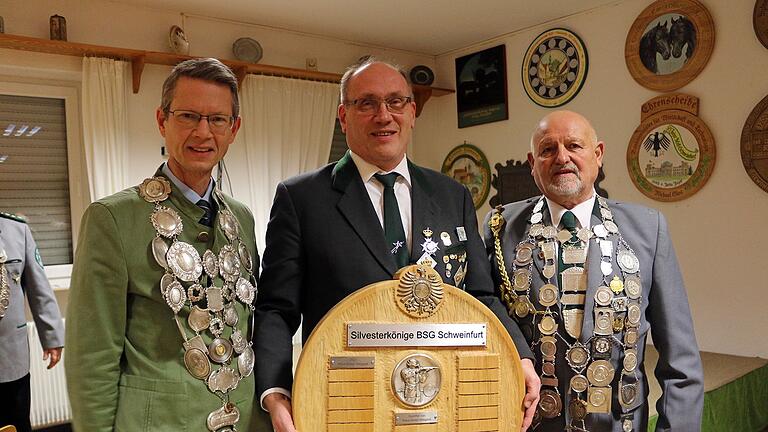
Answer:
[
  {"xmin": 237, "ymin": 74, "xmax": 339, "ymax": 252},
  {"xmin": 81, "ymin": 57, "xmax": 129, "ymax": 201}
]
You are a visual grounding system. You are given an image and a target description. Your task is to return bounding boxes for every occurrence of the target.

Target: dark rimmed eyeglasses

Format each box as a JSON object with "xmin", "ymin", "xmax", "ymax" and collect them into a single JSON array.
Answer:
[
  {"xmin": 344, "ymin": 96, "xmax": 413, "ymax": 114},
  {"xmin": 167, "ymin": 110, "xmax": 234, "ymax": 133}
]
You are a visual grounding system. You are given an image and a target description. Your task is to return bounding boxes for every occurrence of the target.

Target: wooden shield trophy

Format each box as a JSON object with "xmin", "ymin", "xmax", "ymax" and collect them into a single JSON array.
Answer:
[{"xmin": 293, "ymin": 265, "xmax": 524, "ymax": 431}]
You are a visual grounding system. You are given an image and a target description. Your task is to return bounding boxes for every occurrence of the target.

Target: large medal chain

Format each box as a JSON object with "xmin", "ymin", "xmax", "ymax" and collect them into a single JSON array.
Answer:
[
  {"xmin": 490, "ymin": 196, "xmax": 643, "ymax": 432},
  {"xmin": 140, "ymin": 177, "xmax": 257, "ymax": 432},
  {"xmin": 0, "ymin": 247, "xmax": 9, "ymax": 319}
]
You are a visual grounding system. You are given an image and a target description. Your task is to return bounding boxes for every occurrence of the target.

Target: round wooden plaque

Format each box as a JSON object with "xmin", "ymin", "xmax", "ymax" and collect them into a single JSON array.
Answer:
[
  {"xmin": 293, "ymin": 265, "xmax": 524, "ymax": 432},
  {"xmin": 441, "ymin": 143, "xmax": 492, "ymax": 210},
  {"xmin": 625, "ymin": 0, "xmax": 715, "ymax": 92},
  {"xmin": 755, "ymin": 0, "xmax": 768, "ymax": 50},
  {"xmin": 741, "ymin": 93, "xmax": 768, "ymax": 194},
  {"xmin": 627, "ymin": 94, "xmax": 715, "ymax": 201},
  {"xmin": 522, "ymin": 28, "xmax": 588, "ymax": 107}
]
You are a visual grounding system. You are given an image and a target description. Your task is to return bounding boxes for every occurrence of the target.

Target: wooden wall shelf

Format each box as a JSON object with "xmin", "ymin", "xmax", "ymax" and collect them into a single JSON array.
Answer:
[{"xmin": 0, "ymin": 33, "xmax": 453, "ymax": 116}]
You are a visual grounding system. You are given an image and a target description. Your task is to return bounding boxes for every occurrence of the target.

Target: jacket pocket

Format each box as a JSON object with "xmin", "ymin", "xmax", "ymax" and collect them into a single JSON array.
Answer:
[{"xmin": 115, "ymin": 374, "xmax": 188, "ymax": 431}]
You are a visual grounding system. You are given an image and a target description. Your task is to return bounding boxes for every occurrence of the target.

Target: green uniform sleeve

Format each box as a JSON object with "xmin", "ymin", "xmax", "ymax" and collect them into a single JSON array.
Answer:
[{"xmin": 65, "ymin": 203, "xmax": 129, "ymax": 432}]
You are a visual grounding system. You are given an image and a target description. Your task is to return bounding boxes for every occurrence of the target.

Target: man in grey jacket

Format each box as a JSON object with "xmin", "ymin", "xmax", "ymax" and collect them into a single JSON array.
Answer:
[{"xmin": 0, "ymin": 212, "xmax": 64, "ymax": 432}]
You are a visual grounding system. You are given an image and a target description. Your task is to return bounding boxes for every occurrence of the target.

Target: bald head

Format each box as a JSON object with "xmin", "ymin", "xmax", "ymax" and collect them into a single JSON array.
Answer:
[{"xmin": 527, "ymin": 110, "xmax": 604, "ymax": 208}]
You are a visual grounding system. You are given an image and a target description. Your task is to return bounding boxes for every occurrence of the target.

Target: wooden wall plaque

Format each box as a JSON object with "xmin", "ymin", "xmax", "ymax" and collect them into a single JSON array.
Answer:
[
  {"xmin": 625, "ymin": 0, "xmax": 715, "ymax": 92},
  {"xmin": 292, "ymin": 265, "xmax": 524, "ymax": 432},
  {"xmin": 754, "ymin": 0, "xmax": 768, "ymax": 50},
  {"xmin": 741, "ymin": 93, "xmax": 768, "ymax": 194}
]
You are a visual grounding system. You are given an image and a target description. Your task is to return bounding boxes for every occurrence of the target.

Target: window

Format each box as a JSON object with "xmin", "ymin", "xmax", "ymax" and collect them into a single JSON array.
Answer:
[
  {"xmin": 0, "ymin": 94, "xmax": 72, "ymax": 265},
  {"xmin": 328, "ymin": 118, "xmax": 348, "ymax": 163}
]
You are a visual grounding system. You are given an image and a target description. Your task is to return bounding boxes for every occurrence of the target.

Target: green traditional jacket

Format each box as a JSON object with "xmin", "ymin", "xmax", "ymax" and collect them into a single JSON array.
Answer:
[{"xmin": 65, "ymin": 170, "xmax": 270, "ymax": 432}]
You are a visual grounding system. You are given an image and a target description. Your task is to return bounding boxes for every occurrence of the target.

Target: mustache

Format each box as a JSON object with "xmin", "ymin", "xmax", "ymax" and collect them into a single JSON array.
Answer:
[{"xmin": 552, "ymin": 163, "xmax": 580, "ymax": 176}]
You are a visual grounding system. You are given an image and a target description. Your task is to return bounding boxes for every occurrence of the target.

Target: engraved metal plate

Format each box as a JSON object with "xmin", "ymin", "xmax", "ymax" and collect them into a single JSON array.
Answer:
[
  {"xmin": 587, "ymin": 360, "xmax": 615, "ymax": 386},
  {"xmin": 539, "ymin": 389, "xmax": 562, "ymax": 418},
  {"xmin": 329, "ymin": 356, "xmax": 375, "ymax": 369},
  {"xmin": 139, "ymin": 177, "xmax": 171, "ymax": 203},
  {"xmin": 626, "ymin": 304, "xmax": 641, "ymax": 326},
  {"xmin": 184, "ymin": 347, "xmax": 211, "ymax": 380},
  {"xmin": 561, "ymin": 267, "xmax": 587, "ymax": 292},
  {"xmin": 599, "ymin": 239, "xmax": 613, "ymax": 257},
  {"xmin": 569, "ymin": 398, "xmax": 588, "ymax": 421},
  {"xmin": 231, "ymin": 329, "xmax": 248, "ymax": 354},
  {"xmin": 595, "ymin": 286, "xmax": 613, "ymax": 306},
  {"xmin": 530, "ymin": 224, "xmax": 544, "ymax": 238},
  {"xmin": 562, "ymin": 247, "xmax": 587, "ymax": 264},
  {"xmin": 218, "ymin": 245, "xmax": 241, "ymax": 282},
  {"xmin": 587, "ymin": 386, "xmax": 611, "ymax": 413},
  {"xmin": 188, "ymin": 306, "xmax": 211, "ymax": 332},
  {"xmin": 207, "ymin": 287, "xmax": 224, "ymax": 312},
  {"xmin": 238, "ymin": 344, "xmax": 255, "ymax": 378},
  {"xmin": 542, "ymin": 264, "xmax": 556, "ymax": 280},
  {"xmin": 594, "ymin": 307, "xmax": 614, "ymax": 335},
  {"xmin": 617, "ymin": 250, "xmax": 640, "ymax": 274},
  {"xmin": 562, "ymin": 308, "xmax": 584, "ymax": 340},
  {"xmin": 203, "ymin": 250, "xmax": 219, "ymax": 278},
  {"xmin": 391, "ymin": 353, "xmax": 441, "ymax": 407},
  {"xmin": 538, "ymin": 315, "xmax": 557, "ymax": 336},
  {"xmin": 223, "ymin": 303, "xmax": 239, "ymax": 327},
  {"xmin": 624, "ymin": 275, "xmax": 642, "ymax": 299},
  {"xmin": 348, "ymin": 323, "xmax": 486, "ymax": 347},
  {"xmin": 235, "ymin": 277, "xmax": 256, "ymax": 305},
  {"xmin": 167, "ymin": 241, "xmax": 203, "ymax": 282},
  {"xmin": 152, "ymin": 236, "xmax": 170, "ymax": 269},
  {"xmin": 600, "ymin": 207, "xmax": 613, "ymax": 220},
  {"xmin": 623, "ymin": 349, "xmax": 638, "ymax": 373},
  {"xmin": 218, "ymin": 210, "xmax": 240, "ymax": 242},
  {"xmin": 541, "ymin": 241, "xmax": 556, "ymax": 258},
  {"xmin": 394, "ymin": 412, "xmax": 438, "ymax": 425},
  {"xmin": 165, "ymin": 281, "xmax": 186, "ymax": 314},
  {"xmin": 539, "ymin": 284, "xmax": 559, "ymax": 307},
  {"xmin": 619, "ymin": 382, "xmax": 638, "ymax": 408},
  {"xmin": 184, "ymin": 335, "xmax": 208, "ymax": 353},
  {"xmin": 151, "ymin": 206, "xmax": 183, "ymax": 238},
  {"xmin": 557, "ymin": 229, "xmax": 573, "ymax": 243},
  {"xmin": 207, "ymin": 367, "xmax": 239, "ymax": 393},
  {"xmin": 206, "ymin": 403, "xmax": 240, "ymax": 432},
  {"xmin": 542, "ymin": 226, "xmax": 558, "ymax": 239},
  {"xmin": 566, "ymin": 343, "xmax": 590, "ymax": 369},
  {"xmin": 570, "ymin": 374, "xmax": 588, "ymax": 393},
  {"xmin": 237, "ymin": 241, "xmax": 253, "ymax": 273}
]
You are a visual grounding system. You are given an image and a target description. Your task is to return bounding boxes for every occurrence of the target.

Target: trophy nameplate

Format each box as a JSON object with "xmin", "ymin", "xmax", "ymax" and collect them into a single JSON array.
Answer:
[{"xmin": 293, "ymin": 265, "xmax": 524, "ymax": 431}]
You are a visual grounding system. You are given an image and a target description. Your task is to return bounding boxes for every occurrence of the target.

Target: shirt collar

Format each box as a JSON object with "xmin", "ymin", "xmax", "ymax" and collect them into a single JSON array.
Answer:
[
  {"xmin": 545, "ymin": 190, "xmax": 596, "ymax": 229},
  {"xmin": 349, "ymin": 151, "xmax": 412, "ymax": 188},
  {"xmin": 161, "ymin": 162, "xmax": 214, "ymax": 204}
]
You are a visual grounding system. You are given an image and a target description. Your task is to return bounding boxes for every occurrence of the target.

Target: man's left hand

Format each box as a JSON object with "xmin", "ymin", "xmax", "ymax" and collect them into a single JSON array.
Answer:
[
  {"xmin": 43, "ymin": 347, "xmax": 63, "ymax": 369},
  {"xmin": 520, "ymin": 357, "xmax": 540, "ymax": 431}
]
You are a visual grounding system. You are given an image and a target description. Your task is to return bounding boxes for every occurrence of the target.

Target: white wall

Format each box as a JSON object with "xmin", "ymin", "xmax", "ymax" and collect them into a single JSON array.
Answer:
[{"xmin": 413, "ymin": 0, "xmax": 768, "ymax": 357}]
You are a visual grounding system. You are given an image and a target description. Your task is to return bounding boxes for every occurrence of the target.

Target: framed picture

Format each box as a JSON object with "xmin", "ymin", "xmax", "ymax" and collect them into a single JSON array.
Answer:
[
  {"xmin": 627, "ymin": 94, "xmax": 715, "ymax": 201},
  {"xmin": 455, "ymin": 45, "xmax": 508, "ymax": 128},
  {"xmin": 522, "ymin": 28, "xmax": 588, "ymax": 108},
  {"xmin": 625, "ymin": 0, "xmax": 715, "ymax": 92},
  {"xmin": 441, "ymin": 143, "xmax": 491, "ymax": 209}
]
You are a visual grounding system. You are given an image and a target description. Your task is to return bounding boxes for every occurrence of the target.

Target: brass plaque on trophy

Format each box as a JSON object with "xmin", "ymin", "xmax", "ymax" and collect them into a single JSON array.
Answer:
[{"xmin": 293, "ymin": 265, "xmax": 524, "ymax": 431}]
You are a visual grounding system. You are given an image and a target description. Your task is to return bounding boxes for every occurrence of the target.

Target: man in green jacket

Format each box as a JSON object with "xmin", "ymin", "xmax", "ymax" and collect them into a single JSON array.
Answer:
[{"xmin": 66, "ymin": 58, "xmax": 270, "ymax": 431}]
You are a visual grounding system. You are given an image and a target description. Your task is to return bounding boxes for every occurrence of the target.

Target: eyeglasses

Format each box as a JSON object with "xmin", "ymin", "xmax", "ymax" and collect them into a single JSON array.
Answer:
[
  {"xmin": 167, "ymin": 110, "xmax": 234, "ymax": 133},
  {"xmin": 344, "ymin": 96, "xmax": 413, "ymax": 114}
]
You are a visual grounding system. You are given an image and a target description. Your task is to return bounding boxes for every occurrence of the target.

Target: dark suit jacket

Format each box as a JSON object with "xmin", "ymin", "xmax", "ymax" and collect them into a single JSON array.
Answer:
[
  {"xmin": 483, "ymin": 197, "xmax": 703, "ymax": 432},
  {"xmin": 254, "ymin": 153, "xmax": 533, "ymax": 396}
]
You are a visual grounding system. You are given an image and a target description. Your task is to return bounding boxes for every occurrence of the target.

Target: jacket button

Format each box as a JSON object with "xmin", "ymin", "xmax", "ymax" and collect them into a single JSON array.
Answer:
[{"xmin": 197, "ymin": 231, "xmax": 210, "ymax": 242}]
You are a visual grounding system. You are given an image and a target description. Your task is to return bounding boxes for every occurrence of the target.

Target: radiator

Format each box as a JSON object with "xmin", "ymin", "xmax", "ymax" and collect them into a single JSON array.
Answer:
[{"xmin": 27, "ymin": 320, "xmax": 71, "ymax": 428}]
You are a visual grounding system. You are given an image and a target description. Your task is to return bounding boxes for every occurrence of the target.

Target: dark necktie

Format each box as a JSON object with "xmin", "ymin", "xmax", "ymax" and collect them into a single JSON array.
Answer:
[
  {"xmin": 374, "ymin": 173, "xmax": 409, "ymax": 269},
  {"xmin": 558, "ymin": 210, "xmax": 579, "ymax": 277},
  {"xmin": 196, "ymin": 199, "xmax": 214, "ymax": 227}
]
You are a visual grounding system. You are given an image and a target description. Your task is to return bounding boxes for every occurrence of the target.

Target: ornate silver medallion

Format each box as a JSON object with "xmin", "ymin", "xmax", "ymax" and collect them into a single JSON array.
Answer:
[
  {"xmin": 396, "ymin": 266, "xmax": 444, "ymax": 317},
  {"xmin": 165, "ymin": 280, "xmax": 186, "ymax": 314},
  {"xmin": 587, "ymin": 360, "xmax": 615, "ymax": 386},
  {"xmin": 167, "ymin": 242, "xmax": 203, "ymax": 282},
  {"xmin": 218, "ymin": 210, "xmax": 240, "ymax": 242},
  {"xmin": 207, "ymin": 367, "xmax": 239, "ymax": 393},
  {"xmin": 209, "ymin": 338, "xmax": 234, "ymax": 363},
  {"xmin": 391, "ymin": 353, "xmax": 441, "ymax": 407},
  {"xmin": 238, "ymin": 344, "xmax": 255, "ymax": 378},
  {"xmin": 207, "ymin": 403, "xmax": 240, "ymax": 432},
  {"xmin": 188, "ymin": 306, "xmax": 211, "ymax": 332},
  {"xmin": 617, "ymin": 250, "xmax": 640, "ymax": 274},
  {"xmin": 231, "ymin": 329, "xmax": 248, "ymax": 354},
  {"xmin": 202, "ymin": 250, "xmax": 219, "ymax": 278},
  {"xmin": 218, "ymin": 245, "xmax": 241, "ymax": 282},
  {"xmin": 152, "ymin": 236, "xmax": 170, "ymax": 269},
  {"xmin": 235, "ymin": 277, "xmax": 256, "ymax": 305},
  {"xmin": 139, "ymin": 177, "xmax": 171, "ymax": 202},
  {"xmin": 151, "ymin": 206, "xmax": 183, "ymax": 238},
  {"xmin": 237, "ymin": 241, "xmax": 252, "ymax": 273},
  {"xmin": 223, "ymin": 303, "xmax": 238, "ymax": 327},
  {"xmin": 184, "ymin": 347, "xmax": 211, "ymax": 380}
]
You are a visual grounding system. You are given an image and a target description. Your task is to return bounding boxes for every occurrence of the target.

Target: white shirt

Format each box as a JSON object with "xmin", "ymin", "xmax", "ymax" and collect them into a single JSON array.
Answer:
[
  {"xmin": 545, "ymin": 191, "xmax": 597, "ymax": 256},
  {"xmin": 350, "ymin": 151, "xmax": 413, "ymax": 251}
]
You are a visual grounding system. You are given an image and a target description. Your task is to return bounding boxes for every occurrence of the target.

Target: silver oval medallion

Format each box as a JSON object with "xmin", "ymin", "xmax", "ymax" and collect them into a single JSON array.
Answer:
[
  {"xmin": 188, "ymin": 305, "xmax": 211, "ymax": 332},
  {"xmin": 231, "ymin": 329, "xmax": 248, "ymax": 354},
  {"xmin": 206, "ymin": 366, "xmax": 239, "ymax": 393},
  {"xmin": 576, "ymin": 227, "xmax": 592, "ymax": 242},
  {"xmin": 165, "ymin": 280, "xmax": 186, "ymax": 314},
  {"xmin": 594, "ymin": 286, "xmax": 613, "ymax": 306},
  {"xmin": 139, "ymin": 177, "xmax": 171, "ymax": 203},
  {"xmin": 184, "ymin": 347, "xmax": 211, "ymax": 380},
  {"xmin": 626, "ymin": 304, "xmax": 641, "ymax": 326},
  {"xmin": 151, "ymin": 206, "xmax": 183, "ymax": 238},
  {"xmin": 160, "ymin": 273, "xmax": 175, "ymax": 296},
  {"xmin": 530, "ymin": 212, "xmax": 543, "ymax": 224},
  {"xmin": 529, "ymin": 224, "xmax": 544, "ymax": 238},
  {"xmin": 218, "ymin": 210, "xmax": 240, "ymax": 242},
  {"xmin": 390, "ymin": 353, "xmax": 442, "ymax": 408},
  {"xmin": 167, "ymin": 242, "xmax": 203, "ymax": 282},
  {"xmin": 238, "ymin": 344, "xmax": 255, "ymax": 378},
  {"xmin": 218, "ymin": 245, "xmax": 241, "ymax": 283},
  {"xmin": 208, "ymin": 337, "xmax": 234, "ymax": 363},
  {"xmin": 533, "ymin": 199, "xmax": 544, "ymax": 213},
  {"xmin": 235, "ymin": 277, "xmax": 255, "ymax": 305},
  {"xmin": 604, "ymin": 220, "xmax": 619, "ymax": 234},
  {"xmin": 600, "ymin": 207, "xmax": 613, "ymax": 220},
  {"xmin": 223, "ymin": 303, "xmax": 239, "ymax": 327},
  {"xmin": 237, "ymin": 241, "xmax": 252, "ymax": 273},
  {"xmin": 152, "ymin": 236, "xmax": 170, "ymax": 269},
  {"xmin": 623, "ymin": 349, "xmax": 638, "ymax": 372},
  {"xmin": 203, "ymin": 250, "xmax": 219, "ymax": 278},
  {"xmin": 592, "ymin": 224, "xmax": 608, "ymax": 238},
  {"xmin": 624, "ymin": 275, "xmax": 642, "ymax": 299},
  {"xmin": 207, "ymin": 403, "xmax": 240, "ymax": 432},
  {"xmin": 617, "ymin": 250, "xmax": 640, "ymax": 274}
]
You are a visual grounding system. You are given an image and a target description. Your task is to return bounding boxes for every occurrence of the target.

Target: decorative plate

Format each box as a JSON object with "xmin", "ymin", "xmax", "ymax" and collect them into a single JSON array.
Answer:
[
  {"xmin": 625, "ymin": 0, "xmax": 715, "ymax": 92},
  {"xmin": 522, "ymin": 28, "xmax": 588, "ymax": 107},
  {"xmin": 755, "ymin": 0, "xmax": 768, "ymax": 50},
  {"xmin": 232, "ymin": 37, "xmax": 263, "ymax": 63},
  {"xmin": 441, "ymin": 142, "xmax": 491, "ymax": 209},
  {"xmin": 740, "ymin": 93, "xmax": 768, "ymax": 194},
  {"xmin": 409, "ymin": 65, "xmax": 435, "ymax": 86},
  {"xmin": 627, "ymin": 94, "xmax": 715, "ymax": 201}
]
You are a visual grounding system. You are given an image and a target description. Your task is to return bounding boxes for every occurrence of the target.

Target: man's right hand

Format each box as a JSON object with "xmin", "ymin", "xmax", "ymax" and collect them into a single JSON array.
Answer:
[{"xmin": 264, "ymin": 393, "xmax": 297, "ymax": 432}]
